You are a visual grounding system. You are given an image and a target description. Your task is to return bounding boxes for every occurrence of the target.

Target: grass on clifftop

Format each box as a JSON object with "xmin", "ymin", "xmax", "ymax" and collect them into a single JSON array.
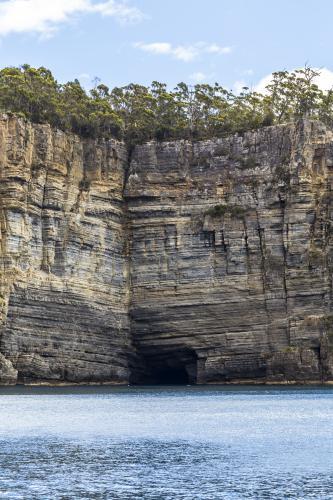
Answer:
[{"xmin": 0, "ymin": 64, "xmax": 332, "ymax": 147}]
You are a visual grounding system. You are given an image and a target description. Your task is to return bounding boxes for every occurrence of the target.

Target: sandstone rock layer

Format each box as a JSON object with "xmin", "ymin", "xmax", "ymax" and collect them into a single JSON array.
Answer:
[
  {"xmin": 0, "ymin": 116, "xmax": 131, "ymax": 384},
  {"xmin": 1, "ymin": 115, "xmax": 333, "ymax": 384}
]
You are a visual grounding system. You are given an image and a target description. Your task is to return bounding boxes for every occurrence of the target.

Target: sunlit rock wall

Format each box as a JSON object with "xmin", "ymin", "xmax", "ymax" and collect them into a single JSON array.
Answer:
[
  {"xmin": 127, "ymin": 120, "xmax": 333, "ymax": 383},
  {"xmin": 1, "ymin": 115, "xmax": 333, "ymax": 384},
  {"xmin": 0, "ymin": 116, "xmax": 131, "ymax": 384}
]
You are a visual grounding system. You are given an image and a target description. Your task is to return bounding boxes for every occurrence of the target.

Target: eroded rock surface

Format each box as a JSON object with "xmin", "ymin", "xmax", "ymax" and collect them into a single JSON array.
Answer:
[
  {"xmin": 0, "ymin": 116, "xmax": 131, "ymax": 384},
  {"xmin": 1, "ymin": 115, "xmax": 333, "ymax": 384},
  {"xmin": 127, "ymin": 120, "xmax": 333, "ymax": 383}
]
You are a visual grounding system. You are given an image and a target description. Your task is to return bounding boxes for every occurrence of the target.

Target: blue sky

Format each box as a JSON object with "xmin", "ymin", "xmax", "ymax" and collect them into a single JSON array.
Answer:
[{"xmin": 1, "ymin": 0, "xmax": 333, "ymax": 92}]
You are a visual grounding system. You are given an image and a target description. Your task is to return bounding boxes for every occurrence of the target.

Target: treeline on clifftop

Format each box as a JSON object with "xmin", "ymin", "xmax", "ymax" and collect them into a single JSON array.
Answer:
[{"xmin": 1, "ymin": 64, "xmax": 332, "ymax": 146}]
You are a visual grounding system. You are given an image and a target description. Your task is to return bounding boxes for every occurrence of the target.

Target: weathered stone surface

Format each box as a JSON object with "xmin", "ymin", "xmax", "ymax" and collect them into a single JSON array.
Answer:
[
  {"xmin": 126, "ymin": 120, "xmax": 333, "ymax": 383},
  {"xmin": 1, "ymin": 115, "xmax": 333, "ymax": 384},
  {"xmin": 0, "ymin": 353, "xmax": 17, "ymax": 384},
  {"xmin": 0, "ymin": 115, "xmax": 131, "ymax": 384}
]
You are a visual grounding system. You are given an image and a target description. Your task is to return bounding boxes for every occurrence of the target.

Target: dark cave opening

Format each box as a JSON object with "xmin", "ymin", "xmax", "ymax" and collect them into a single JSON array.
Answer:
[
  {"xmin": 149, "ymin": 366, "xmax": 190, "ymax": 385},
  {"xmin": 131, "ymin": 348, "xmax": 198, "ymax": 385}
]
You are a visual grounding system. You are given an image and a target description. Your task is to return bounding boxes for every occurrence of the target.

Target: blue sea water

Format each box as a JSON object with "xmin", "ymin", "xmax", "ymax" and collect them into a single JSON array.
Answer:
[{"xmin": 0, "ymin": 385, "xmax": 333, "ymax": 499}]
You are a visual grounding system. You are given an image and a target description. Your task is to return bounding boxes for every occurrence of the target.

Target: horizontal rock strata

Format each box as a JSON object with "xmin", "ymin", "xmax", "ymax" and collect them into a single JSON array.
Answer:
[
  {"xmin": 127, "ymin": 120, "xmax": 333, "ymax": 383},
  {"xmin": 1, "ymin": 115, "xmax": 333, "ymax": 384},
  {"xmin": 0, "ymin": 116, "xmax": 131, "ymax": 384}
]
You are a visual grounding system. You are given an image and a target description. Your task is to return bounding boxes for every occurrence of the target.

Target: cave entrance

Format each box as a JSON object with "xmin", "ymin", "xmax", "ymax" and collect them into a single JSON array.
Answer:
[
  {"xmin": 150, "ymin": 365, "xmax": 190, "ymax": 385},
  {"xmin": 134, "ymin": 348, "xmax": 198, "ymax": 385}
]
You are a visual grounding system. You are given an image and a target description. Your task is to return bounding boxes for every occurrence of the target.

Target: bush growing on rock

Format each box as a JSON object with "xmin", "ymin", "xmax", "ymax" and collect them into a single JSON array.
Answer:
[{"xmin": 206, "ymin": 204, "xmax": 247, "ymax": 219}]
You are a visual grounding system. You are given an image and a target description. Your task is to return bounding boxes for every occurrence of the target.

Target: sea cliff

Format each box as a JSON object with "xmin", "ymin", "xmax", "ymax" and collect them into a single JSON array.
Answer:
[{"xmin": 1, "ymin": 115, "xmax": 333, "ymax": 384}]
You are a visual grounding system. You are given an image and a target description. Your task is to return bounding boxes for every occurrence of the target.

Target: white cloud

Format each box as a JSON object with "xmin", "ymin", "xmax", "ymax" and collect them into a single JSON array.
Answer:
[
  {"xmin": 233, "ymin": 80, "xmax": 248, "ymax": 94},
  {"xmin": 92, "ymin": 0, "xmax": 144, "ymax": 23},
  {"xmin": 316, "ymin": 68, "xmax": 333, "ymax": 90},
  {"xmin": 0, "ymin": 0, "xmax": 144, "ymax": 37},
  {"xmin": 134, "ymin": 41, "xmax": 232, "ymax": 62},
  {"xmin": 206, "ymin": 43, "xmax": 231, "ymax": 55},
  {"xmin": 255, "ymin": 67, "xmax": 333, "ymax": 93},
  {"xmin": 254, "ymin": 73, "xmax": 275, "ymax": 94},
  {"xmin": 189, "ymin": 72, "xmax": 208, "ymax": 83},
  {"xmin": 189, "ymin": 71, "xmax": 216, "ymax": 83},
  {"xmin": 135, "ymin": 42, "xmax": 172, "ymax": 55}
]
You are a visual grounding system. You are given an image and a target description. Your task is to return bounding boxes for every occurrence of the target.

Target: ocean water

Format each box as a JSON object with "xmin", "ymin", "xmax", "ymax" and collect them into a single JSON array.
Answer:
[{"xmin": 0, "ymin": 385, "xmax": 333, "ymax": 499}]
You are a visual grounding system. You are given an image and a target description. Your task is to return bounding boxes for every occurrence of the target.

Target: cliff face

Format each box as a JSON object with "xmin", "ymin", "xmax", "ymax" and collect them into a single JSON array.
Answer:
[
  {"xmin": 0, "ymin": 116, "xmax": 131, "ymax": 384},
  {"xmin": 127, "ymin": 119, "xmax": 333, "ymax": 383},
  {"xmin": 1, "ymin": 115, "xmax": 333, "ymax": 384}
]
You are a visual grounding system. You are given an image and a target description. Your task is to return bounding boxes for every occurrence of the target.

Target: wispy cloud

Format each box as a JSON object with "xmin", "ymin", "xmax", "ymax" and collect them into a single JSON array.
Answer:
[
  {"xmin": 190, "ymin": 72, "xmax": 208, "ymax": 83},
  {"xmin": 78, "ymin": 72, "xmax": 91, "ymax": 80},
  {"xmin": 255, "ymin": 67, "xmax": 333, "ymax": 93},
  {"xmin": 0, "ymin": 0, "xmax": 145, "ymax": 37},
  {"xmin": 189, "ymin": 71, "xmax": 216, "ymax": 83},
  {"xmin": 134, "ymin": 41, "xmax": 232, "ymax": 62}
]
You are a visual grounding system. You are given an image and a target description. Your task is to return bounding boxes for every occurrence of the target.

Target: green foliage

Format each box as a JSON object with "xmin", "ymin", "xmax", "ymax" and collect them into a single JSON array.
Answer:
[
  {"xmin": 206, "ymin": 204, "xmax": 246, "ymax": 219},
  {"xmin": 283, "ymin": 346, "xmax": 297, "ymax": 353},
  {"xmin": 229, "ymin": 205, "xmax": 247, "ymax": 218},
  {"xmin": 206, "ymin": 204, "xmax": 228, "ymax": 217},
  {"xmin": 266, "ymin": 66, "xmax": 324, "ymax": 123},
  {"xmin": 1, "ymin": 64, "xmax": 333, "ymax": 146},
  {"xmin": 0, "ymin": 65, "xmax": 123, "ymax": 139}
]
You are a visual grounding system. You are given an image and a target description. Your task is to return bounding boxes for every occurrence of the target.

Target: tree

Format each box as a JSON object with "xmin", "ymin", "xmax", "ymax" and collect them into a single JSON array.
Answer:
[
  {"xmin": 0, "ymin": 64, "xmax": 331, "ymax": 145},
  {"xmin": 266, "ymin": 67, "xmax": 323, "ymax": 122}
]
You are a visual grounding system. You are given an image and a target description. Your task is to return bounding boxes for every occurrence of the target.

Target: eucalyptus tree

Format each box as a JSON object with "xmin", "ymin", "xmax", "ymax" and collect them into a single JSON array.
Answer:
[{"xmin": 0, "ymin": 64, "xmax": 331, "ymax": 146}]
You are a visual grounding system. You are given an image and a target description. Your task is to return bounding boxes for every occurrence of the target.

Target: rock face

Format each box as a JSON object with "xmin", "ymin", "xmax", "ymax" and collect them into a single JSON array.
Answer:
[
  {"xmin": 0, "ymin": 116, "xmax": 131, "ymax": 384},
  {"xmin": 1, "ymin": 115, "xmax": 333, "ymax": 384},
  {"xmin": 127, "ymin": 119, "xmax": 333, "ymax": 384}
]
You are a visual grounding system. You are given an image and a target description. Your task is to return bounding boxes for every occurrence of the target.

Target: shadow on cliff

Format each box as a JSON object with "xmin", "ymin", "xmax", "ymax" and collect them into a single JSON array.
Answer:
[{"xmin": 129, "ymin": 348, "xmax": 198, "ymax": 385}]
